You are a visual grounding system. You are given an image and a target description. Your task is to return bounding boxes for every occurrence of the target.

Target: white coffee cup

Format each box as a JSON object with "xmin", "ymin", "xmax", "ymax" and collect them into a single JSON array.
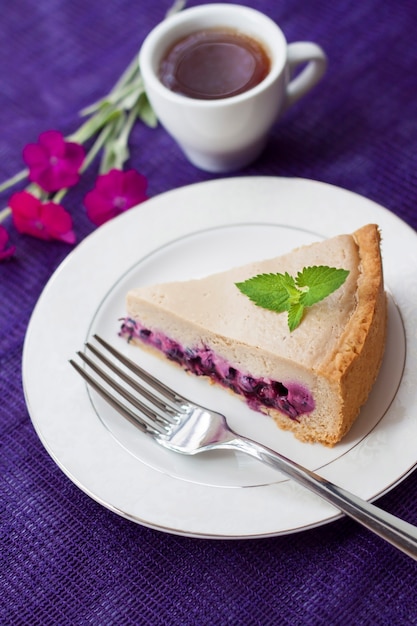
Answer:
[{"xmin": 139, "ymin": 4, "xmax": 327, "ymax": 172}]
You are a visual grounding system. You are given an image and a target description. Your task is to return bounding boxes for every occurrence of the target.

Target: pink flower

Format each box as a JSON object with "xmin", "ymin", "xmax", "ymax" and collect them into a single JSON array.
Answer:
[
  {"xmin": 9, "ymin": 191, "xmax": 76, "ymax": 244},
  {"xmin": 0, "ymin": 225, "xmax": 16, "ymax": 261},
  {"xmin": 22, "ymin": 130, "xmax": 85, "ymax": 193},
  {"xmin": 84, "ymin": 169, "xmax": 148, "ymax": 226}
]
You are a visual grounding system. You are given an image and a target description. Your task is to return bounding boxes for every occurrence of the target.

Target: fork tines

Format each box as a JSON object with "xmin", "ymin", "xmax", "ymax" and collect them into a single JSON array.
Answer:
[{"xmin": 70, "ymin": 335, "xmax": 186, "ymax": 436}]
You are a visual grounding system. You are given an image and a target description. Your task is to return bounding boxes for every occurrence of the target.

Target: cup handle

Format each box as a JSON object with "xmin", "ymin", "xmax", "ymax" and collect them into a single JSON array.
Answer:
[{"xmin": 285, "ymin": 42, "xmax": 327, "ymax": 109}]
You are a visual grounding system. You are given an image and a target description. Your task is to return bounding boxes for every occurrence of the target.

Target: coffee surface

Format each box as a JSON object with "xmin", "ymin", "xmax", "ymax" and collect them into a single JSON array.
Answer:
[{"xmin": 159, "ymin": 28, "xmax": 270, "ymax": 100}]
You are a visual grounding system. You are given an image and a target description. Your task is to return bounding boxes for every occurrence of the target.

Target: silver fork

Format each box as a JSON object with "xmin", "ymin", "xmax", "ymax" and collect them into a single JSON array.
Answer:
[{"xmin": 70, "ymin": 334, "xmax": 417, "ymax": 560}]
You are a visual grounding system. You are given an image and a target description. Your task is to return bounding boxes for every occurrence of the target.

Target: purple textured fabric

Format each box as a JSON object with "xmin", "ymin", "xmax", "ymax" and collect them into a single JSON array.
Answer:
[{"xmin": 1, "ymin": 1, "xmax": 417, "ymax": 624}]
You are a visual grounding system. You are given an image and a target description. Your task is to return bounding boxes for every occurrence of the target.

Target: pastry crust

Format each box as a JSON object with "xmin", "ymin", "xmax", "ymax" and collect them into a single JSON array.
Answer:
[
  {"xmin": 327, "ymin": 224, "xmax": 387, "ymax": 443},
  {"xmin": 269, "ymin": 224, "xmax": 387, "ymax": 445}
]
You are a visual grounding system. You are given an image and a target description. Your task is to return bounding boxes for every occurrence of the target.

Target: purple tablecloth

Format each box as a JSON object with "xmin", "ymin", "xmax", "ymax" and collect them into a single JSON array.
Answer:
[{"xmin": 1, "ymin": 1, "xmax": 417, "ymax": 624}]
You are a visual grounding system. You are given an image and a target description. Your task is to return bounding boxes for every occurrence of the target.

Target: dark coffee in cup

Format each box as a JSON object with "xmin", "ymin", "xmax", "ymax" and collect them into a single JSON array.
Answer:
[
  {"xmin": 140, "ymin": 3, "xmax": 327, "ymax": 171},
  {"xmin": 159, "ymin": 28, "xmax": 271, "ymax": 100}
]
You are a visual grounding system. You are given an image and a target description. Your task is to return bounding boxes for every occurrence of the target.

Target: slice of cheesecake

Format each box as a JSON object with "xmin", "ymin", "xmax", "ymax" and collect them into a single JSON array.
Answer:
[{"xmin": 121, "ymin": 224, "xmax": 387, "ymax": 446}]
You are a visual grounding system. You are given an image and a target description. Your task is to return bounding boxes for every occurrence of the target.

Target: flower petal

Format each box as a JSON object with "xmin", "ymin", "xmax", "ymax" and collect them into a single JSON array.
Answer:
[
  {"xmin": 84, "ymin": 168, "xmax": 148, "ymax": 227},
  {"xmin": 36, "ymin": 164, "xmax": 81, "ymax": 193},
  {"xmin": 22, "ymin": 130, "xmax": 85, "ymax": 192},
  {"xmin": 64, "ymin": 142, "xmax": 86, "ymax": 170},
  {"xmin": 22, "ymin": 143, "xmax": 49, "ymax": 169},
  {"xmin": 10, "ymin": 192, "xmax": 50, "ymax": 239},
  {"xmin": 121, "ymin": 169, "xmax": 148, "ymax": 207},
  {"xmin": 9, "ymin": 190, "xmax": 42, "ymax": 220},
  {"xmin": 84, "ymin": 189, "xmax": 118, "ymax": 226},
  {"xmin": 9, "ymin": 191, "xmax": 75, "ymax": 243},
  {"xmin": 41, "ymin": 202, "xmax": 75, "ymax": 241},
  {"xmin": 38, "ymin": 130, "xmax": 66, "ymax": 156},
  {"xmin": 95, "ymin": 169, "xmax": 125, "ymax": 196}
]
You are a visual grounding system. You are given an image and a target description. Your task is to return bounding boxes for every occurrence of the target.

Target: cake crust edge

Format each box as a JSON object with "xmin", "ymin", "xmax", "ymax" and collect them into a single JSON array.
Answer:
[{"xmin": 269, "ymin": 224, "xmax": 387, "ymax": 445}]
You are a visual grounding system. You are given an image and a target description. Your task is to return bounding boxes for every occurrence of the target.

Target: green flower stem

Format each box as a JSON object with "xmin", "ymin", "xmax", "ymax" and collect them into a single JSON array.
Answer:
[
  {"xmin": 114, "ymin": 80, "xmax": 145, "ymax": 110},
  {"xmin": 79, "ymin": 81, "xmax": 134, "ymax": 116},
  {"xmin": 82, "ymin": 57, "xmax": 141, "ymax": 114},
  {"xmin": 166, "ymin": 0, "xmax": 186, "ymax": 17},
  {"xmin": 84, "ymin": 81, "xmax": 139, "ymax": 113},
  {"xmin": 121, "ymin": 100, "xmax": 140, "ymax": 139},
  {"xmin": 68, "ymin": 67, "xmax": 144, "ymax": 148},
  {"xmin": 0, "ymin": 207, "xmax": 11, "ymax": 222},
  {"xmin": 82, "ymin": 115, "xmax": 122, "ymax": 172},
  {"xmin": 0, "ymin": 169, "xmax": 28, "ymax": 194},
  {"xmin": 52, "ymin": 188, "xmax": 68, "ymax": 204},
  {"xmin": 100, "ymin": 114, "xmax": 127, "ymax": 173},
  {"xmin": 113, "ymin": 55, "xmax": 141, "ymax": 92},
  {"xmin": 68, "ymin": 107, "xmax": 121, "ymax": 145},
  {"xmin": 24, "ymin": 183, "xmax": 46, "ymax": 200},
  {"xmin": 110, "ymin": 103, "xmax": 139, "ymax": 170}
]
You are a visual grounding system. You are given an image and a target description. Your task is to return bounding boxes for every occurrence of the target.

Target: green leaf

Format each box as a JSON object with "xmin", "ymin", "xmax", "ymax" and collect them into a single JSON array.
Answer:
[
  {"xmin": 236, "ymin": 273, "xmax": 293, "ymax": 313},
  {"xmin": 296, "ymin": 266, "xmax": 350, "ymax": 307},
  {"xmin": 236, "ymin": 264, "xmax": 349, "ymax": 332},
  {"xmin": 279, "ymin": 272, "xmax": 300, "ymax": 302},
  {"xmin": 288, "ymin": 302, "xmax": 305, "ymax": 332}
]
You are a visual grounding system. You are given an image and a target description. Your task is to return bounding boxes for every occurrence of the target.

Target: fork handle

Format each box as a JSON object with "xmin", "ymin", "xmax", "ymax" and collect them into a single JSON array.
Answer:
[{"xmin": 232, "ymin": 436, "xmax": 417, "ymax": 560}]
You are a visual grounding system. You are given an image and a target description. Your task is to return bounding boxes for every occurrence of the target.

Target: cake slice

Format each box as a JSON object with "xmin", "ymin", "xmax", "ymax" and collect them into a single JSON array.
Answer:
[{"xmin": 121, "ymin": 224, "xmax": 387, "ymax": 446}]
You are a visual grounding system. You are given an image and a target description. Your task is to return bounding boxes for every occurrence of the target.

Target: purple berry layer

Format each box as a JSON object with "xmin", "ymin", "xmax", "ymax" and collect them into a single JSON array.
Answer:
[{"xmin": 119, "ymin": 317, "xmax": 315, "ymax": 420}]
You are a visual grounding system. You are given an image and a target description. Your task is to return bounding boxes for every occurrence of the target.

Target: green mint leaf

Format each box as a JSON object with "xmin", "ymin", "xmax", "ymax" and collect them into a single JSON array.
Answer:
[
  {"xmin": 280, "ymin": 272, "xmax": 300, "ymax": 303},
  {"xmin": 288, "ymin": 302, "xmax": 305, "ymax": 332},
  {"xmin": 296, "ymin": 266, "xmax": 350, "ymax": 307},
  {"xmin": 236, "ymin": 265, "xmax": 349, "ymax": 332},
  {"xmin": 235, "ymin": 273, "xmax": 293, "ymax": 312}
]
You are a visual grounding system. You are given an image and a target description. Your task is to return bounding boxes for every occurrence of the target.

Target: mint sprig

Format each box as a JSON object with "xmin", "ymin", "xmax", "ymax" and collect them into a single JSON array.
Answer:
[{"xmin": 236, "ymin": 266, "xmax": 350, "ymax": 331}]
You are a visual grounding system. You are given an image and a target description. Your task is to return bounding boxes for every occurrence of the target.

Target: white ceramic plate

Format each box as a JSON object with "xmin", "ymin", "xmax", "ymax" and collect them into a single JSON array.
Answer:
[{"xmin": 23, "ymin": 177, "xmax": 417, "ymax": 538}]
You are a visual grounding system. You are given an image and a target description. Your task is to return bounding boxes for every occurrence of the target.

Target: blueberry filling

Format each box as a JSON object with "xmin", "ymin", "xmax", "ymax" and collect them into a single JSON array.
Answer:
[{"xmin": 119, "ymin": 317, "xmax": 315, "ymax": 420}]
